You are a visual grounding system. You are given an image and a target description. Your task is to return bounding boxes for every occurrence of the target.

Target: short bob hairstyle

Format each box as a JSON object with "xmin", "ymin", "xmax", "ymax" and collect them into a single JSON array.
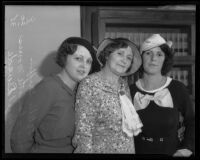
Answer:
[
  {"xmin": 139, "ymin": 43, "xmax": 174, "ymax": 76},
  {"xmin": 56, "ymin": 37, "xmax": 100, "ymax": 74},
  {"xmin": 98, "ymin": 40, "xmax": 130, "ymax": 67}
]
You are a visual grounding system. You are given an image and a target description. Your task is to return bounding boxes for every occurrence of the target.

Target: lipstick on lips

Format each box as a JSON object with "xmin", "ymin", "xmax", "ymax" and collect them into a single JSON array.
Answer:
[
  {"xmin": 118, "ymin": 63, "xmax": 126, "ymax": 68},
  {"xmin": 77, "ymin": 69, "xmax": 86, "ymax": 75},
  {"xmin": 149, "ymin": 63, "xmax": 158, "ymax": 67}
]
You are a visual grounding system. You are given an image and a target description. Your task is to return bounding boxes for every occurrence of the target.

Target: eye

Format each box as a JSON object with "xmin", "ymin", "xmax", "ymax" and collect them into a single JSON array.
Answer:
[
  {"xmin": 75, "ymin": 57, "xmax": 82, "ymax": 61},
  {"xmin": 145, "ymin": 51, "xmax": 151, "ymax": 55},
  {"xmin": 127, "ymin": 56, "xmax": 133, "ymax": 61},
  {"xmin": 117, "ymin": 52, "xmax": 123, "ymax": 56},
  {"xmin": 87, "ymin": 59, "xmax": 93, "ymax": 65},
  {"xmin": 157, "ymin": 52, "xmax": 164, "ymax": 57}
]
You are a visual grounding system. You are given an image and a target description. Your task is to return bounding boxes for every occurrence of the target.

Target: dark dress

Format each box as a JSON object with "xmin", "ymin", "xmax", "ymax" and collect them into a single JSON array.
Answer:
[
  {"xmin": 10, "ymin": 75, "xmax": 75, "ymax": 153},
  {"xmin": 130, "ymin": 77, "xmax": 195, "ymax": 155}
]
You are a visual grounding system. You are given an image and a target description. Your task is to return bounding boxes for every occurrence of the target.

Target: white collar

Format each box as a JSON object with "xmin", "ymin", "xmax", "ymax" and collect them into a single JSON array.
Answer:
[{"xmin": 136, "ymin": 77, "xmax": 172, "ymax": 93}]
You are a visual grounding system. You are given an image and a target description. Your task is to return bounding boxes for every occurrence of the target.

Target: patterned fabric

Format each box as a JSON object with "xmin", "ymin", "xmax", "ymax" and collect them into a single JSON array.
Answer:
[{"xmin": 72, "ymin": 71, "xmax": 135, "ymax": 153}]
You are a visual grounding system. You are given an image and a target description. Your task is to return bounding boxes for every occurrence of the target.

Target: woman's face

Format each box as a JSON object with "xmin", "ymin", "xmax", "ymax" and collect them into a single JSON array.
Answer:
[
  {"xmin": 64, "ymin": 45, "xmax": 92, "ymax": 82},
  {"xmin": 142, "ymin": 46, "xmax": 165, "ymax": 75},
  {"xmin": 106, "ymin": 46, "xmax": 133, "ymax": 76}
]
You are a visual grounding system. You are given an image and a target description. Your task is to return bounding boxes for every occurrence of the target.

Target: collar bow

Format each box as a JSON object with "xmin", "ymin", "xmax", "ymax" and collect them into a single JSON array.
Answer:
[{"xmin": 134, "ymin": 88, "xmax": 173, "ymax": 110}]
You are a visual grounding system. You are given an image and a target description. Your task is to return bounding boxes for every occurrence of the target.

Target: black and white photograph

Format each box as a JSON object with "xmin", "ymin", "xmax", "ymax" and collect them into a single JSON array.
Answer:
[{"xmin": 2, "ymin": 2, "xmax": 198, "ymax": 159}]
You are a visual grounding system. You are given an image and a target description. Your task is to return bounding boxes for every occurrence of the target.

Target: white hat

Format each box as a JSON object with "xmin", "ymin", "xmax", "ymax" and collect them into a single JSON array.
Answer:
[
  {"xmin": 140, "ymin": 34, "xmax": 173, "ymax": 54},
  {"xmin": 96, "ymin": 38, "xmax": 142, "ymax": 76}
]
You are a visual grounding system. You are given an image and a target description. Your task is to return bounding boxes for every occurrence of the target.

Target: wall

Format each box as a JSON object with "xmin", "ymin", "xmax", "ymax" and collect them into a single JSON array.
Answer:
[{"xmin": 5, "ymin": 5, "xmax": 81, "ymax": 153}]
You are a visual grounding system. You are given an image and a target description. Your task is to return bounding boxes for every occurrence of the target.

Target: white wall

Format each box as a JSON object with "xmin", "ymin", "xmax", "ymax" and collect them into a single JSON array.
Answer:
[{"xmin": 5, "ymin": 5, "xmax": 81, "ymax": 153}]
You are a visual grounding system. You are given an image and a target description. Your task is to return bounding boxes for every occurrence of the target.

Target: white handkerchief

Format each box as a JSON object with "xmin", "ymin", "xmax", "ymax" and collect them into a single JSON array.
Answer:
[{"xmin": 119, "ymin": 92, "xmax": 143, "ymax": 137}]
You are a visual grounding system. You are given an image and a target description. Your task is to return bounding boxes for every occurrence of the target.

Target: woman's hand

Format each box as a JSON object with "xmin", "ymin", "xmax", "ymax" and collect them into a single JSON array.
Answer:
[{"xmin": 173, "ymin": 149, "xmax": 193, "ymax": 157}]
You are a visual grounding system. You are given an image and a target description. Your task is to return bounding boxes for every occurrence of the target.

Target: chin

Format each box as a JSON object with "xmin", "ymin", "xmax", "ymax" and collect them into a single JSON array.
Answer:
[
  {"xmin": 114, "ymin": 71, "xmax": 125, "ymax": 76},
  {"xmin": 119, "ymin": 70, "xmax": 127, "ymax": 75},
  {"xmin": 147, "ymin": 71, "xmax": 160, "ymax": 75},
  {"xmin": 145, "ymin": 68, "xmax": 158, "ymax": 74},
  {"xmin": 76, "ymin": 75, "xmax": 87, "ymax": 82},
  {"xmin": 75, "ymin": 78, "xmax": 82, "ymax": 83}
]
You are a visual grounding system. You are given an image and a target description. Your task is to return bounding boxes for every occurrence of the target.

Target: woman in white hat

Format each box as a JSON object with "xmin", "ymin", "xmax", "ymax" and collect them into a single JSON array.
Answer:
[
  {"xmin": 130, "ymin": 34, "xmax": 194, "ymax": 156},
  {"xmin": 10, "ymin": 37, "xmax": 99, "ymax": 153},
  {"xmin": 72, "ymin": 38, "xmax": 143, "ymax": 153}
]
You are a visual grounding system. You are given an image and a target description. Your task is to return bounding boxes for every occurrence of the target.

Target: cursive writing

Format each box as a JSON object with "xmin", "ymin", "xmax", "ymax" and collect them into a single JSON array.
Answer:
[{"xmin": 10, "ymin": 14, "xmax": 36, "ymax": 27}]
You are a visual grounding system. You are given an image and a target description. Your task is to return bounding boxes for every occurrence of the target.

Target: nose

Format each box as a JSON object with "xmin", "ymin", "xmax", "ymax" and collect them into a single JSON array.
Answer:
[
  {"xmin": 151, "ymin": 53, "xmax": 157, "ymax": 61},
  {"xmin": 79, "ymin": 60, "xmax": 86, "ymax": 68},
  {"xmin": 121, "ymin": 56, "xmax": 128, "ymax": 65},
  {"xmin": 81, "ymin": 60, "xmax": 91, "ymax": 70}
]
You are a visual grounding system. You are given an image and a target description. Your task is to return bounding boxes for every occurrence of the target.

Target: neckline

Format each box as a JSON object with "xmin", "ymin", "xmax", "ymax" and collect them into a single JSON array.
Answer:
[
  {"xmin": 54, "ymin": 75, "xmax": 75, "ymax": 95},
  {"xmin": 97, "ymin": 71, "xmax": 124, "ymax": 92},
  {"xmin": 136, "ymin": 76, "xmax": 172, "ymax": 93}
]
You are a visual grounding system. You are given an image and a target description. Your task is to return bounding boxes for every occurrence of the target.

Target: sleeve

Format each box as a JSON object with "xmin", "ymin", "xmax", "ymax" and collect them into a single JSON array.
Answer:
[
  {"xmin": 176, "ymin": 82, "xmax": 195, "ymax": 153},
  {"xmin": 10, "ymin": 80, "xmax": 54, "ymax": 153},
  {"xmin": 72, "ymin": 79, "xmax": 97, "ymax": 153}
]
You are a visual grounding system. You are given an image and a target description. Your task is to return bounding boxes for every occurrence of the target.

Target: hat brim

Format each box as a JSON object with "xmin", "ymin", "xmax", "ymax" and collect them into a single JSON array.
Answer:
[
  {"xmin": 140, "ymin": 41, "xmax": 173, "ymax": 54},
  {"xmin": 140, "ymin": 34, "xmax": 173, "ymax": 54},
  {"xmin": 97, "ymin": 38, "xmax": 142, "ymax": 76}
]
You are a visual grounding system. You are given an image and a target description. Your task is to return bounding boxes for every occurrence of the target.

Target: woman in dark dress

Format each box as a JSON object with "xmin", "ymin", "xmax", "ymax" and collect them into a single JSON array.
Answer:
[
  {"xmin": 130, "ymin": 34, "xmax": 195, "ymax": 156},
  {"xmin": 10, "ymin": 37, "xmax": 100, "ymax": 153}
]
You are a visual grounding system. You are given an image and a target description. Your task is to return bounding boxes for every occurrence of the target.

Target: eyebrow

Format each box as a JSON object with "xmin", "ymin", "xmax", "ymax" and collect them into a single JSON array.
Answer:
[
  {"xmin": 126, "ymin": 53, "xmax": 133, "ymax": 57},
  {"xmin": 75, "ymin": 54, "xmax": 93, "ymax": 59},
  {"xmin": 118, "ymin": 49, "xmax": 133, "ymax": 54}
]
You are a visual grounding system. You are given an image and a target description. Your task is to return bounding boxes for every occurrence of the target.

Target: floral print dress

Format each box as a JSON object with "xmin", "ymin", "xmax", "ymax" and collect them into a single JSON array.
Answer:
[{"xmin": 72, "ymin": 71, "xmax": 135, "ymax": 153}]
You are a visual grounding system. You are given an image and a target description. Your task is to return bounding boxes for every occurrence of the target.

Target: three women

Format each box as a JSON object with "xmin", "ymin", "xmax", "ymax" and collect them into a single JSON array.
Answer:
[{"xmin": 11, "ymin": 34, "xmax": 195, "ymax": 156}]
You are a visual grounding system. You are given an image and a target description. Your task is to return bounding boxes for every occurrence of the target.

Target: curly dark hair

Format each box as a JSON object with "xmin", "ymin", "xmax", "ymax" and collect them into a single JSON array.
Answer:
[
  {"xmin": 139, "ymin": 43, "xmax": 174, "ymax": 77},
  {"xmin": 56, "ymin": 39, "xmax": 77, "ymax": 68}
]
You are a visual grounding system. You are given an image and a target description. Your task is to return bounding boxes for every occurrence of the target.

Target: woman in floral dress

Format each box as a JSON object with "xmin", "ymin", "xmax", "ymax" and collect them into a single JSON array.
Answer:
[{"xmin": 72, "ymin": 38, "xmax": 142, "ymax": 153}]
